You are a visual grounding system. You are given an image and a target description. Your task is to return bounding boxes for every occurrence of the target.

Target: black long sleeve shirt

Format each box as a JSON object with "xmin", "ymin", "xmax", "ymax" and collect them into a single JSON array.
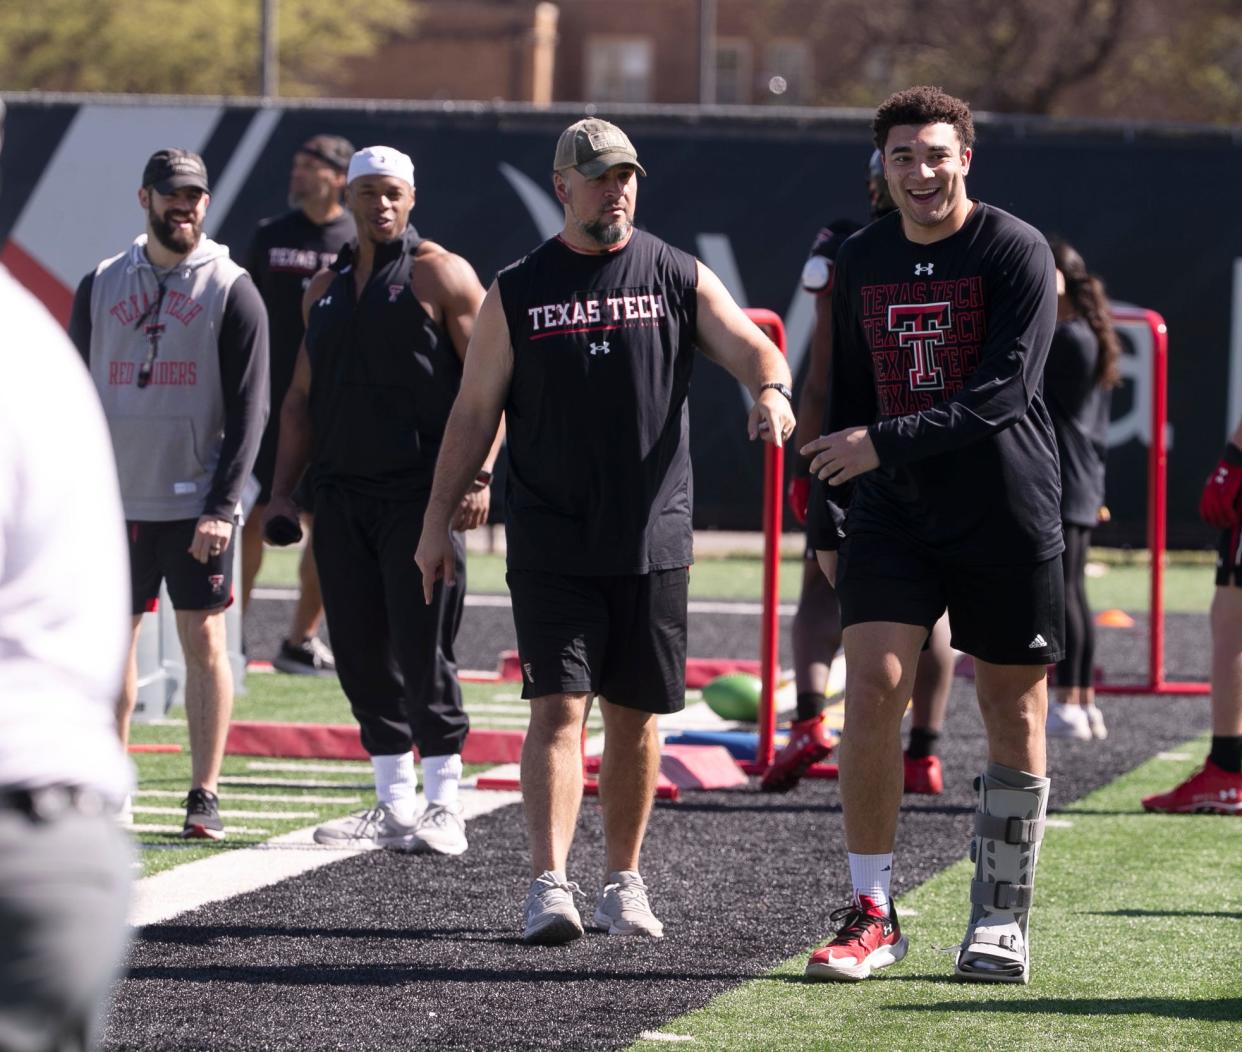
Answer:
[{"xmin": 811, "ymin": 202, "xmax": 1062, "ymax": 564}]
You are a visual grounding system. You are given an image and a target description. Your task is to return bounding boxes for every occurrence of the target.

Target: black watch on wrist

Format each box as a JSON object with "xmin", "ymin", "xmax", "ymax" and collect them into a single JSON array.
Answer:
[
  {"xmin": 759, "ymin": 381, "xmax": 793, "ymax": 402},
  {"xmin": 474, "ymin": 468, "xmax": 494, "ymax": 486}
]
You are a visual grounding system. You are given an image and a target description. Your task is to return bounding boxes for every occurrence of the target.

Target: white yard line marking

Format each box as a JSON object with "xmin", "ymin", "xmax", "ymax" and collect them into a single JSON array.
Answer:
[
  {"xmin": 1045, "ymin": 819, "xmax": 1075, "ymax": 828},
  {"xmin": 639, "ymin": 1033, "xmax": 695, "ymax": 1044},
  {"xmin": 220, "ymin": 777, "xmax": 374, "ymax": 789},
  {"xmin": 130, "ymin": 824, "xmax": 270, "ymax": 836},
  {"xmin": 129, "ymin": 787, "xmax": 522, "ymax": 927},
  {"xmin": 133, "ymin": 806, "xmax": 317, "ymax": 820},
  {"xmin": 1156, "ymin": 752, "xmax": 1193, "ymax": 761},
  {"xmin": 245, "ymin": 761, "xmax": 373, "ymax": 773},
  {"xmin": 135, "ymin": 790, "xmax": 362, "ymax": 805}
]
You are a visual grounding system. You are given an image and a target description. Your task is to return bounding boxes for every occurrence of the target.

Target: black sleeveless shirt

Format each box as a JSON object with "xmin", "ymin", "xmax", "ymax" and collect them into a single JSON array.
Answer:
[
  {"xmin": 497, "ymin": 229, "xmax": 698, "ymax": 574},
  {"xmin": 304, "ymin": 226, "xmax": 462, "ymax": 498}
]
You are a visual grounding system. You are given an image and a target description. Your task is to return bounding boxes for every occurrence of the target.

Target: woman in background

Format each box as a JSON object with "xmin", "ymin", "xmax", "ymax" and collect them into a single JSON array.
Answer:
[{"xmin": 1044, "ymin": 239, "xmax": 1122, "ymax": 741}]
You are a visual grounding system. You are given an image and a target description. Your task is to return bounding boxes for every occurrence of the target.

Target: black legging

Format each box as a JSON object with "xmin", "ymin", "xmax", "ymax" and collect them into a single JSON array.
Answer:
[{"xmin": 1056, "ymin": 523, "xmax": 1095, "ymax": 688}]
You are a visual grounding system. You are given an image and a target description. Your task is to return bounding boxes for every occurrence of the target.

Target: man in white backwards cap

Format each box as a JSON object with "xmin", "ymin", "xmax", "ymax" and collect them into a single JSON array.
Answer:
[{"xmin": 265, "ymin": 145, "xmax": 501, "ymax": 855}]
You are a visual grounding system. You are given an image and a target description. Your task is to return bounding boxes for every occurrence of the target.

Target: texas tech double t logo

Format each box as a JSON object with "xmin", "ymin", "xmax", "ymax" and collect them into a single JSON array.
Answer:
[{"xmin": 888, "ymin": 301, "xmax": 951, "ymax": 391}]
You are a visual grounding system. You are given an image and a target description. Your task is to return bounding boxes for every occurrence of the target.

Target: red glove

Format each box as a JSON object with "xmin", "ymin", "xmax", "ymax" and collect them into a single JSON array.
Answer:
[
  {"xmin": 788, "ymin": 476, "xmax": 811, "ymax": 525},
  {"xmin": 1200, "ymin": 444, "xmax": 1242, "ymax": 529}
]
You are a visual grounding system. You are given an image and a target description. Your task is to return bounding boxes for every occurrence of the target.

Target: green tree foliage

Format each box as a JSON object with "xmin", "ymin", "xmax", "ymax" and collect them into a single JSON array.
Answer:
[
  {"xmin": 749, "ymin": 0, "xmax": 1242, "ymax": 124},
  {"xmin": 0, "ymin": 0, "xmax": 417, "ymax": 96}
]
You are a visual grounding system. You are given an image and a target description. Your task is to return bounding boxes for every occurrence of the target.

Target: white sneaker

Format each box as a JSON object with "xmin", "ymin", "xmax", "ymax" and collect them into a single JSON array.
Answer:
[
  {"xmin": 1046, "ymin": 702, "xmax": 1092, "ymax": 741},
  {"xmin": 1085, "ymin": 704, "xmax": 1108, "ymax": 740},
  {"xmin": 312, "ymin": 802, "xmax": 418, "ymax": 849},
  {"xmin": 523, "ymin": 871, "xmax": 584, "ymax": 945},
  {"xmin": 593, "ymin": 870, "xmax": 664, "ymax": 938},
  {"xmin": 408, "ymin": 801, "xmax": 467, "ymax": 856}
]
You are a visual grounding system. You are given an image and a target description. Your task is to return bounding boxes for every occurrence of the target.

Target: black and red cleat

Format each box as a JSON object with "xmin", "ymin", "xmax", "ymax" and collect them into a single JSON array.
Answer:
[
  {"xmin": 760, "ymin": 715, "xmax": 835, "ymax": 792},
  {"xmin": 805, "ymin": 896, "xmax": 908, "ymax": 982},
  {"xmin": 1141, "ymin": 759, "xmax": 1242, "ymax": 814},
  {"xmin": 903, "ymin": 752, "xmax": 944, "ymax": 795}
]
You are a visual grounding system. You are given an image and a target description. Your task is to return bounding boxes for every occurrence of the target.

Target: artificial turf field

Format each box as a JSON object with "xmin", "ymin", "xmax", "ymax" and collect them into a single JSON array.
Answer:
[{"xmin": 105, "ymin": 562, "xmax": 1239, "ymax": 1051}]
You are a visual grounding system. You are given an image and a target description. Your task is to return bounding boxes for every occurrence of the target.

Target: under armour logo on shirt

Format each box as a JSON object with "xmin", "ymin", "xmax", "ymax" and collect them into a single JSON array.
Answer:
[
  {"xmin": 914, "ymin": 263, "xmax": 934, "ymax": 276},
  {"xmin": 589, "ymin": 340, "xmax": 611, "ymax": 356}
]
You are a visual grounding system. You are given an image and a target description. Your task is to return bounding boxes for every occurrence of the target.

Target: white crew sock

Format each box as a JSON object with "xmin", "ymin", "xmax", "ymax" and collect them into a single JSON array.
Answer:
[
  {"xmin": 848, "ymin": 851, "xmax": 894, "ymax": 913},
  {"xmin": 372, "ymin": 753, "xmax": 419, "ymax": 820},
  {"xmin": 421, "ymin": 753, "xmax": 463, "ymax": 807}
]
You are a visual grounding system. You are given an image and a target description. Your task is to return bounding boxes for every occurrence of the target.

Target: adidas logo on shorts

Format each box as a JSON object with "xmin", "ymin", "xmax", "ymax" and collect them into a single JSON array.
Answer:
[{"xmin": 1027, "ymin": 634, "xmax": 1048, "ymax": 649}]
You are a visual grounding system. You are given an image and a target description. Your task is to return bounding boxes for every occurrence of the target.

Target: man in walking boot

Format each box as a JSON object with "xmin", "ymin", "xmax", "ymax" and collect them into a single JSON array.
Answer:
[{"xmin": 803, "ymin": 88, "xmax": 1060, "ymax": 983}]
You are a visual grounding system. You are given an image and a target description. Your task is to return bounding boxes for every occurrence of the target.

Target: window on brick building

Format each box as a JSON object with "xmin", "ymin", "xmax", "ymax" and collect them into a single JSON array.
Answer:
[
  {"xmin": 763, "ymin": 39, "xmax": 811, "ymax": 104},
  {"xmin": 585, "ymin": 36, "xmax": 654, "ymax": 103},
  {"xmin": 714, "ymin": 38, "xmax": 752, "ymax": 104}
]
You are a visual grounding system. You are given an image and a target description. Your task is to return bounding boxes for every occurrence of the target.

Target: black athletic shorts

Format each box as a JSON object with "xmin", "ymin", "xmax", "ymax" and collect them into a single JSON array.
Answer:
[
  {"xmin": 506, "ymin": 567, "xmax": 689, "ymax": 714},
  {"xmin": 836, "ymin": 532, "xmax": 1064, "ymax": 666},
  {"xmin": 128, "ymin": 519, "xmax": 235, "ymax": 615},
  {"xmin": 1216, "ymin": 526, "xmax": 1242, "ymax": 587}
]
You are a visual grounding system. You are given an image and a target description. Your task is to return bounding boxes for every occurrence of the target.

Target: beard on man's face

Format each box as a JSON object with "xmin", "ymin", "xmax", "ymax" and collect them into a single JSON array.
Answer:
[
  {"xmin": 147, "ymin": 201, "xmax": 201, "ymax": 255},
  {"xmin": 583, "ymin": 216, "xmax": 630, "ymax": 246}
]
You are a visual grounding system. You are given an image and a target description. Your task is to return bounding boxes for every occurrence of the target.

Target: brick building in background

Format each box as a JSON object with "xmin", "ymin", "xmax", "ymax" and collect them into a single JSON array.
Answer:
[{"xmin": 333, "ymin": 0, "xmax": 823, "ymax": 106}]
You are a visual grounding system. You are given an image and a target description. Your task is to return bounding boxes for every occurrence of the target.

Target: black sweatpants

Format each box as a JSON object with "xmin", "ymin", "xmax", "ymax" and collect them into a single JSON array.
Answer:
[
  {"xmin": 313, "ymin": 485, "xmax": 468, "ymax": 757},
  {"xmin": 1056, "ymin": 522, "xmax": 1095, "ymax": 688}
]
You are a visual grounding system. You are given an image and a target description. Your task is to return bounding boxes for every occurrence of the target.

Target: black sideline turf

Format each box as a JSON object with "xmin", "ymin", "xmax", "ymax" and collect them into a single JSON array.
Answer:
[{"xmin": 105, "ymin": 609, "xmax": 1211, "ymax": 1051}]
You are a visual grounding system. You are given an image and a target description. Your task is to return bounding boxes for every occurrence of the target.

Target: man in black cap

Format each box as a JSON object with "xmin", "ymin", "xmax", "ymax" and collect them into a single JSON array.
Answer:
[
  {"xmin": 242, "ymin": 135, "xmax": 356, "ymax": 675},
  {"xmin": 68, "ymin": 146, "xmax": 270, "ymax": 841}
]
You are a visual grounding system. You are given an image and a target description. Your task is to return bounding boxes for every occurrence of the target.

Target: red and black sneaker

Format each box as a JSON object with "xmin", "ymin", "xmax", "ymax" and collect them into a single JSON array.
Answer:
[
  {"xmin": 805, "ymin": 896, "xmax": 908, "ymax": 982},
  {"xmin": 180, "ymin": 787, "xmax": 226, "ymax": 840},
  {"xmin": 904, "ymin": 752, "xmax": 944, "ymax": 795},
  {"xmin": 1141, "ymin": 759, "xmax": 1242, "ymax": 815},
  {"xmin": 760, "ymin": 716, "xmax": 836, "ymax": 792}
]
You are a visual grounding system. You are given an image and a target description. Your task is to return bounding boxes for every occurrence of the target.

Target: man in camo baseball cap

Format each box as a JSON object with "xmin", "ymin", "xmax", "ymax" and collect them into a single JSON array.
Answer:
[{"xmin": 552, "ymin": 118, "xmax": 647, "ymax": 178}]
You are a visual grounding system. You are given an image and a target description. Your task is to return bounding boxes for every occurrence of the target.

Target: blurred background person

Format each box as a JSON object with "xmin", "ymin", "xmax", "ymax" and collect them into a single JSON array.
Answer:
[
  {"xmin": 1043, "ymin": 238, "xmax": 1121, "ymax": 740},
  {"xmin": 0, "ymin": 98, "xmax": 134, "ymax": 1052},
  {"xmin": 765, "ymin": 150, "xmax": 954, "ymax": 795},
  {"xmin": 243, "ymin": 134, "xmax": 356, "ymax": 676},
  {"xmin": 1142, "ymin": 418, "xmax": 1242, "ymax": 813}
]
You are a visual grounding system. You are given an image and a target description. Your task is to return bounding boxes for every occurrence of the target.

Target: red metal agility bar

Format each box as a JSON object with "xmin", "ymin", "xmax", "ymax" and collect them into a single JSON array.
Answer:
[
  {"xmin": 738, "ymin": 308, "xmax": 786, "ymax": 775},
  {"xmin": 1097, "ymin": 308, "xmax": 1208, "ymax": 696}
]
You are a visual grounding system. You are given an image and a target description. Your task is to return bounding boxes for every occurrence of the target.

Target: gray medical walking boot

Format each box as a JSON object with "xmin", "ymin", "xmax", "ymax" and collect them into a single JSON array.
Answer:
[{"xmin": 955, "ymin": 763, "xmax": 1049, "ymax": 984}]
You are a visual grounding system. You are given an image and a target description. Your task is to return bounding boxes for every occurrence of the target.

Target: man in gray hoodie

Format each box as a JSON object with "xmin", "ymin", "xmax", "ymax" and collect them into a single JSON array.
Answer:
[{"xmin": 69, "ymin": 148, "xmax": 270, "ymax": 840}]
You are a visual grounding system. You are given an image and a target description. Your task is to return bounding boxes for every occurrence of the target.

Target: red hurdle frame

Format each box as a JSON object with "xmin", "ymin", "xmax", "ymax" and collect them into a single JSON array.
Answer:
[
  {"xmin": 739, "ymin": 308, "xmax": 786, "ymax": 774},
  {"xmin": 1098, "ymin": 308, "xmax": 1208, "ymax": 696}
]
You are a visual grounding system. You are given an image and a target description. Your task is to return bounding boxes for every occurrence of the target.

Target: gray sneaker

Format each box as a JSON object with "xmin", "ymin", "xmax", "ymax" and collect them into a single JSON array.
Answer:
[
  {"xmin": 312, "ymin": 802, "xmax": 418, "ymax": 850},
  {"xmin": 409, "ymin": 801, "xmax": 468, "ymax": 856},
  {"xmin": 523, "ymin": 871, "xmax": 584, "ymax": 945},
  {"xmin": 593, "ymin": 871, "xmax": 664, "ymax": 937}
]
